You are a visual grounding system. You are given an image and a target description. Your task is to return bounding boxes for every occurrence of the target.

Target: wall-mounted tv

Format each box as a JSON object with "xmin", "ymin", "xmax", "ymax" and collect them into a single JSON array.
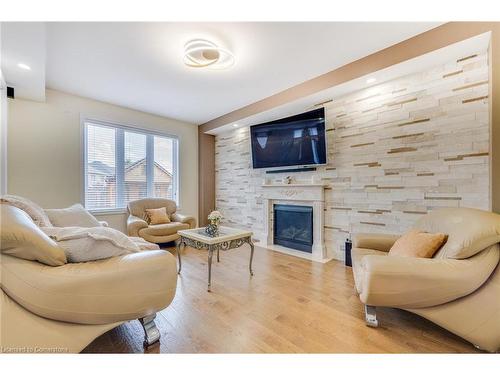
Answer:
[{"xmin": 250, "ymin": 108, "xmax": 327, "ymax": 169}]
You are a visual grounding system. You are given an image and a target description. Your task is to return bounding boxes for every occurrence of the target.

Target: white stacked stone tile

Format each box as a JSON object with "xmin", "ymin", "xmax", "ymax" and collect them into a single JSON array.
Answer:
[{"xmin": 215, "ymin": 51, "xmax": 491, "ymax": 261}]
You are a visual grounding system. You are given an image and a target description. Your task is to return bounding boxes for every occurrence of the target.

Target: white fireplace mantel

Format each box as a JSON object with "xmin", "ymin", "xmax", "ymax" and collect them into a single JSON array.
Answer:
[{"xmin": 259, "ymin": 183, "xmax": 332, "ymax": 263}]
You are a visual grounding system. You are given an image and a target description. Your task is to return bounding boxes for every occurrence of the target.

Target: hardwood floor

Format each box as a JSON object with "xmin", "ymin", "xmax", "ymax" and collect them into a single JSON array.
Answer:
[{"xmin": 83, "ymin": 245, "xmax": 477, "ymax": 353}]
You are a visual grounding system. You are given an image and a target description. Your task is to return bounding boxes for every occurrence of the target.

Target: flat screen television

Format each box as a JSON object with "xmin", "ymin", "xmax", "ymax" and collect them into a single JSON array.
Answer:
[{"xmin": 250, "ymin": 108, "xmax": 327, "ymax": 169}]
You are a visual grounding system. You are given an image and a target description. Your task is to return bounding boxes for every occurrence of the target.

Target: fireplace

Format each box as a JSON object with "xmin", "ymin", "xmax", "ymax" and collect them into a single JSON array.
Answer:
[
  {"xmin": 261, "ymin": 183, "xmax": 330, "ymax": 262},
  {"xmin": 273, "ymin": 204, "xmax": 313, "ymax": 252}
]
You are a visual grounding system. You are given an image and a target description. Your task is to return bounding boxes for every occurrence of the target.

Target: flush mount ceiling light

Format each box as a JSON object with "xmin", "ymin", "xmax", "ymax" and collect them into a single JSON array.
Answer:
[
  {"xmin": 17, "ymin": 62, "xmax": 31, "ymax": 71},
  {"xmin": 183, "ymin": 39, "xmax": 235, "ymax": 69},
  {"xmin": 366, "ymin": 77, "xmax": 377, "ymax": 84}
]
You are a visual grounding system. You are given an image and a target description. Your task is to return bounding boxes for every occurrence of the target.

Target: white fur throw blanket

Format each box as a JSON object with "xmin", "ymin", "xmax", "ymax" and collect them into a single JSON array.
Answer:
[{"xmin": 42, "ymin": 226, "xmax": 160, "ymax": 262}]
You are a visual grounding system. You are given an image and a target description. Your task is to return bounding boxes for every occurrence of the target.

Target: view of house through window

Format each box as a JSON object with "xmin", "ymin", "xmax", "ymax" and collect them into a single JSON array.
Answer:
[{"xmin": 84, "ymin": 121, "xmax": 178, "ymax": 211}]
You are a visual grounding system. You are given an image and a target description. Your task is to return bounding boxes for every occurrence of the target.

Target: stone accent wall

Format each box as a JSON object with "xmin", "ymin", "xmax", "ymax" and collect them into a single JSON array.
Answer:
[{"xmin": 215, "ymin": 51, "xmax": 490, "ymax": 260}]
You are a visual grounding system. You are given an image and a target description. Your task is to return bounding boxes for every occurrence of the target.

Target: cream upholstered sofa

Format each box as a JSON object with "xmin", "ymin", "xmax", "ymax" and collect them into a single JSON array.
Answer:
[
  {"xmin": 352, "ymin": 207, "xmax": 500, "ymax": 353},
  {"xmin": 127, "ymin": 198, "xmax": 196, "ymax": 243},
  {"xmin": 0, "ymin": 204, "xmax": 178, "ymax": 353}
]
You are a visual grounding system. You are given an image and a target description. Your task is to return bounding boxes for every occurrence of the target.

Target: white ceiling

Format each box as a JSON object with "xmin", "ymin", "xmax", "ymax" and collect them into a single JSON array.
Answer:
[
  {"xmin": 2, "ymin": 22, "xmax": 442, "ymax": 124},
  {"xmin": 1, "ymin": 22, "xmax": 46, "ymax": 101},
  {"xmin": 47, "ymin": 22, "xmax": 443, "ymax": 124}
]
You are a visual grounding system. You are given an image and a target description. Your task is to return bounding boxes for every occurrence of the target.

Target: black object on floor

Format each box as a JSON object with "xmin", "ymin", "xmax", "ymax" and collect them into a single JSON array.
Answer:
[{"xmin": 345, "ymin": 239, "xmax": 352, "ymax": 267}]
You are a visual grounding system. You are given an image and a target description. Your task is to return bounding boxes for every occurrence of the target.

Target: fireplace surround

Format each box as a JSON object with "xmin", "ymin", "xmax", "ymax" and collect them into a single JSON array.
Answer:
[{"xmin": 259, "ymin": 183, "xmax": 331, "ymax": 262}]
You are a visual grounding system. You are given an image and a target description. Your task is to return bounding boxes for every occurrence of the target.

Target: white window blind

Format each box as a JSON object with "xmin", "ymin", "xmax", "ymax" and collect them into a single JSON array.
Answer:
[{"xmin": 84, "ymin": 121, "xmax": 178, "ymax": 211}]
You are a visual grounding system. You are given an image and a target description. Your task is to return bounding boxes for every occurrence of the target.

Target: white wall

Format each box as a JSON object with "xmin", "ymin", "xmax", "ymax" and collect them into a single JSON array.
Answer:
[
  {"xmin": 7, "ymin": 89, "xmax": 198, "ymax": 232},
  {"xmin": 0, "ymin": 71, "xmax": 7, "ymax": 194}
]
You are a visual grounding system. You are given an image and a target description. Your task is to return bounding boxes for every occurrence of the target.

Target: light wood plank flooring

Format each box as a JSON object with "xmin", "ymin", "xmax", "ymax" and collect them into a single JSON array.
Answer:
[{"xmin": 83, "ymin": 245, "xmax": 477, "ymax": 353}]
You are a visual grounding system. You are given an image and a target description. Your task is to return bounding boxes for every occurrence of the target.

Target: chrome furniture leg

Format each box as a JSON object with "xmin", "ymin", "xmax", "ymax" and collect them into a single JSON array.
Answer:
[
  {"xmin": 139, "ymin": 313, "xmax": 160, "ymax": 347},
  {"xmin": 176, "ymin": 239, "xmax": 183, "ymax": 274},
  {"xmin": 207, "ymin": 246, "xmax": 214, "ymax": 292},
  {"xmin": 365, "ymin": 305, "xmax": 378, "ymax": 327},
  {"xmin": 249, "ymin": 240, "xmax": 255, "ymax": 276}
]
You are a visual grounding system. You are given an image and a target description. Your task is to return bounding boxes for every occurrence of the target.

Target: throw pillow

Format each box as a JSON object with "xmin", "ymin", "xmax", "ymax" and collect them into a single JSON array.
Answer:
[
  {"xmin": 0, "ymin": 194, "xmax": 53, "ymax": 227},
  {"xmin": 388, "ymin": 229, "xmax": 448, "ymax": 258},
  {"xmin": 45, "ymin": 204, "xmax": 101, "ymax": 228},
  {"xmin": 413, "ymin": 207, "xmax": 500, "ymax": 259},
  {"xmin": 145, "ymin": 207, "xmax": 171, "ymax": 225}
]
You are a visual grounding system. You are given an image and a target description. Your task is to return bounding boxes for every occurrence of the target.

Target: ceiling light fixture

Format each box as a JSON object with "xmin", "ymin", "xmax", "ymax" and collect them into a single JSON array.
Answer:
[
  {"xmin": 17, "ymin": 63, "xmax": 31, "ymax": 71},
  {"xmin": 184, "ymin": 39, "xmax": 235, "ymax": 70},
  {"xmin": 366, "ymin": 77, "xmax": 376, "ymax": 84},
  {"xmin": 232, "ymin": 123, "xmax": 239, "ymax": 128}
]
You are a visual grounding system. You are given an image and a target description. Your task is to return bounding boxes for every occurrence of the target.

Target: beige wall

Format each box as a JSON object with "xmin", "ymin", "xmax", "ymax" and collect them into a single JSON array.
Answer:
[
  {"xmin": 7, "ymin": 89, "xmax": 198, "ymax": 232},
  {"xmin": 0, "ymin": 73, "xmax": 7, "ymax": 194}
]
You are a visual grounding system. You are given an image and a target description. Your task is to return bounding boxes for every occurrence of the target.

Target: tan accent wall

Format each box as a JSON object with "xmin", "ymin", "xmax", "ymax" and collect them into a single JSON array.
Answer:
[
  {"xmin": 198, "ymin": 128, "xmax": 215, "ymax": 225},
  {"xmin": 199, "ymin": 22, "xmax": 500, "ymax": 214},
  {"xmin": 7, "ymin": 89, "xmax": 199, "ymax": 232}
]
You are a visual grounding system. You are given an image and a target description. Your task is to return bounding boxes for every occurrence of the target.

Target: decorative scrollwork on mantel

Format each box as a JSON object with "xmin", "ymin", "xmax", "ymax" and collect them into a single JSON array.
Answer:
[{"xmin": 279, "ymin": 189, "xmax": 304, "ymax": 198}]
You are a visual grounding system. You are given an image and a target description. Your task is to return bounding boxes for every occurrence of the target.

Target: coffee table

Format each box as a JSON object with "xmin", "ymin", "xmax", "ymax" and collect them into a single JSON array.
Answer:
[{"xmin": 176, "ymin": 226, "xmax": 254, "ymax": 292}]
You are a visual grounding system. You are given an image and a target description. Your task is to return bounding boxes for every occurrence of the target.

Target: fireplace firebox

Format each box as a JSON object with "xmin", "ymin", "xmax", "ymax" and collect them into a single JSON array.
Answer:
[{"xmin": 273, "ymin": 204, "xmax": 313, "ymax": 252}]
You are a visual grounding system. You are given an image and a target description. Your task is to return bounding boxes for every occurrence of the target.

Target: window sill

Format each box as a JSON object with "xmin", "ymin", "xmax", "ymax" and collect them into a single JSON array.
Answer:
[{"xmin": 90, "ymin": 209, "xmax": 127, "ymax": 216}]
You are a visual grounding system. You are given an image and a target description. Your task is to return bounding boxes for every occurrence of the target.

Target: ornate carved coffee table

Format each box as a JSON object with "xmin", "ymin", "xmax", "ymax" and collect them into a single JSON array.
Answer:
[{"xmin": 176, "ymin": 226, "xmax": 254, "ymax": 292}]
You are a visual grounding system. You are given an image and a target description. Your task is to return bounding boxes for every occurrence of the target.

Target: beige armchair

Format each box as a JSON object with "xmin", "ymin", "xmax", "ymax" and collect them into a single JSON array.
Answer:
[
  {"xmin": 127, "ymin": 198, "xmax": 196, "ymax": 243},
  {"xmin": 1, "ymin": 204, "xmax": 178, "ymax": 353},
  {"xmin": 352, "ymin": 207, "xmax": 500, "ymax": 352}
]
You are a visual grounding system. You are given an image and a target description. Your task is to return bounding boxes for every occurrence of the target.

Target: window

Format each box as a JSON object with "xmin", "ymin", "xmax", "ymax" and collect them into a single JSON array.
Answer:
[{"xmin": 83, "ymin": 120, "xmax": 178, "ymax": 211}]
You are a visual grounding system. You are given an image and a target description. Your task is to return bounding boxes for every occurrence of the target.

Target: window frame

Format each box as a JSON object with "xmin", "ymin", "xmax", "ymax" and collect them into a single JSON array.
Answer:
[{"xmin": 81, "ymin": 116, "xmax": 180, "ymax": 214}]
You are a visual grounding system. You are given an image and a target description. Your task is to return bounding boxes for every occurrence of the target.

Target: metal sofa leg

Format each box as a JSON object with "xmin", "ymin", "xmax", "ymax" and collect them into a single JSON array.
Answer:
[
  {"xmin": 365, "ymin": 305, "xmax": 379, "ymax": 328},
  {"xmin": 139, "ymin": 313, "xmax": 160, "ymax": 347}
]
